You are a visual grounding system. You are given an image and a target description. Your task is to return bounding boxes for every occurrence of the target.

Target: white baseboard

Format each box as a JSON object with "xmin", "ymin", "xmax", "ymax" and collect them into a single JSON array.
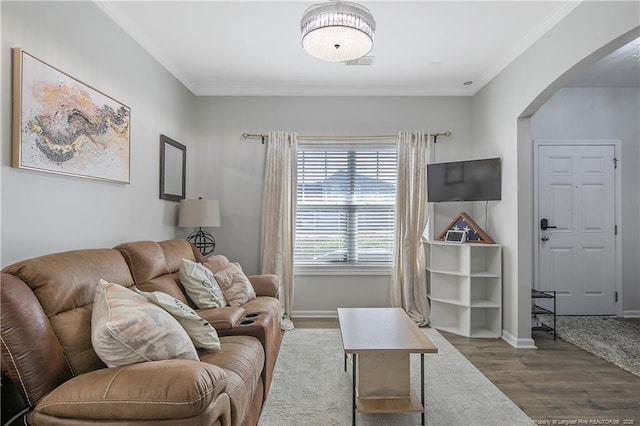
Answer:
[
  {"xmin": 502, "ymin": 329, "xmax": 537, "ymax": 349},
  {"xmin": 291, "ymin": 310, "xmax": 338, "ymax": 319},
  {"xmin": 622, "ymin": 310, "xmax": 640, "ymax": 318}
]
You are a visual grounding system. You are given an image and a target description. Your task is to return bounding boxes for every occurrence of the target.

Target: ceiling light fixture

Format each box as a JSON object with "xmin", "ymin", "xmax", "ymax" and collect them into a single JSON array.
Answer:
[{"xmin": 301, "ymin": 1, "xmax": 376, "ymax": 62}]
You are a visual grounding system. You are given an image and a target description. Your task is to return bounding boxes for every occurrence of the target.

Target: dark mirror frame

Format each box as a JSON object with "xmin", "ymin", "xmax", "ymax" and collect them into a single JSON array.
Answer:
[{"xmin": 159, "ymin": 134, "xmax": 186, "ymax": 202}]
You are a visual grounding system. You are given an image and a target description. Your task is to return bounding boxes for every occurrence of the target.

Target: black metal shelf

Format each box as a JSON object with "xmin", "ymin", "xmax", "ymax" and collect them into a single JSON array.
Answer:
[
  {"xmin": 532, "ymin": 289, "xmax": 554, "ymax": 299},
  {"xmin": 531, "ymin": 289, "xmax": 556, "ymax": 340},
  {"xmin": 531, "ymin": 305, "xmax": 553, "ymax": 315},
  {"xmin": 532, "ymin": 324, "xmax": 554, "ymax": 333}
]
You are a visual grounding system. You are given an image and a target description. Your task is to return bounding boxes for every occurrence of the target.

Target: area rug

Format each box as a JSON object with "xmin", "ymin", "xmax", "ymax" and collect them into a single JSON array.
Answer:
[
  {"xmin": 258, "ymin": 328, "xmax": 534, "ymax": 426},
  {"xmin": 539, "ymin": 315, "xmax": 640, "ymax": 377}
]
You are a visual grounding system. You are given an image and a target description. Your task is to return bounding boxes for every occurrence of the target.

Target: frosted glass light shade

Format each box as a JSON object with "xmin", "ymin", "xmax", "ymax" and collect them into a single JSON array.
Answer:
[
  {"xmin": 301, "ymin": 1, "xmax": 375, "ymax": 62},
  {"xmin": 178, "ymin": 199, "xmax": 221, "ymax": 228}
]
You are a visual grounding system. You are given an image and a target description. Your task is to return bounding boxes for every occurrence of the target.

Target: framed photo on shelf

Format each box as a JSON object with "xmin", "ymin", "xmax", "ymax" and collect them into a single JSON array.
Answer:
[{"xmin": 444, "ymin": 229, "xmax": 467, "ymax": 243}]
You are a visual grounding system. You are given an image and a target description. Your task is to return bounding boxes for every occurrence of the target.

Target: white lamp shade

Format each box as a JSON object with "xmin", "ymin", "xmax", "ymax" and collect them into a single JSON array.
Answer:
[{"xmin": 178, "ymin": 199, "xmax": 221, "ymax": 228}]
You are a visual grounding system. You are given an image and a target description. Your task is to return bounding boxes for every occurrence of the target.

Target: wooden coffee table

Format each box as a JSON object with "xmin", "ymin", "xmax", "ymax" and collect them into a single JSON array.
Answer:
[{"xmin": 337, "ymin": 307, "xmax": 438, "ymax": 426}]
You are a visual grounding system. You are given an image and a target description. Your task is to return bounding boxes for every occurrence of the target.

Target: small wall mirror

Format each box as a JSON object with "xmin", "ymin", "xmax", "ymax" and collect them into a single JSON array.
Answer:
[{"xmin": 160, "ymin": 134, "xmax": 186, "ymax": 202}]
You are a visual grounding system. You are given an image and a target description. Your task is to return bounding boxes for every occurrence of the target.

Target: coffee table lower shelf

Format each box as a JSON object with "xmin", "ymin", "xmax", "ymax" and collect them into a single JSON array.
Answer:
[
  {"xmin": 346, "ymin": 352, "xmax": 427, "ymax": 425},
  {"xmin": 356, "ymin": 393, "xmax": 424, "ymax": 413}
]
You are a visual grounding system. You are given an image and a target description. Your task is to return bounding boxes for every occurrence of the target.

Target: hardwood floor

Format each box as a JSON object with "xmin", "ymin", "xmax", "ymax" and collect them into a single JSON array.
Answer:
[{"xmin": 294, "ymin": 318, "xmax": 640, "ymax": 423}]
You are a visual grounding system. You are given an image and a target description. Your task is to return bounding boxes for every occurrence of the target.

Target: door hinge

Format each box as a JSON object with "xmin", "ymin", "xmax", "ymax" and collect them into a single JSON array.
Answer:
[
  {"xmin": 615, "ymin": 291, "xmax": 618, "ymax": 303},
  {"xmin": 613, "ymin": 157, "xmax": 618, "ymax": 169},
  {"xmin": 615, "ymin": 225, "xmax": 618, "ymax": 235}
]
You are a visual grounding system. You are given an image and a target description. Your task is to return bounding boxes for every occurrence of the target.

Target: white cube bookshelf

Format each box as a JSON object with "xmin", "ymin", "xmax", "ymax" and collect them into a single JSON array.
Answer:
[{"xmin": 425, "ymin": 241, "xmax": 502, "ymax": 338}]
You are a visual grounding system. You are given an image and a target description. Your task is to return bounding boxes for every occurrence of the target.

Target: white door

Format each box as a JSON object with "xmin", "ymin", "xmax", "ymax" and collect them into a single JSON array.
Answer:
[{"xmin": 536, "ymin": 144, "xmax": 617, "ymax": 315}]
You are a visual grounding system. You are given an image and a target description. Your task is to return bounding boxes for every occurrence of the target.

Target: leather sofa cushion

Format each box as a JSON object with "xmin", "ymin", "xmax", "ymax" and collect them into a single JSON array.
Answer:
[
  {"xmin": 30, "ymin": 359, "xmax": 228, "ymax": 422},
  {"xmin": 116, "ymin": 240, "xmax": 203, "ymax": 310},
  {"xmin": 116, "ymin": 241, "xmax": 173, "ymax": 283},
  {"xmin": 200, "ymin": 336, "xmax": 264, "ymax": 426},
  {"xmin": 1, "ymin": 273, "xmax": 73, "ymax": 408},
  {"xmin": 2, "ymin": 249, "xmax": 134, "ymax": 376},
  {"xmin": 159, "ymin": 239, "xmax": 197, "ymax": 272},
  {"xmin": 116, "ymin": 240, "xmax": 198, "ymax": 284}
]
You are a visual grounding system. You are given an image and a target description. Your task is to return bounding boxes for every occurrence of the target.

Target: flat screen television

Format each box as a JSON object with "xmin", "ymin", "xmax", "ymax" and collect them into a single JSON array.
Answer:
[{"xmin": 427, "ymin": 157, "xmax": 501, "ymax": 202}]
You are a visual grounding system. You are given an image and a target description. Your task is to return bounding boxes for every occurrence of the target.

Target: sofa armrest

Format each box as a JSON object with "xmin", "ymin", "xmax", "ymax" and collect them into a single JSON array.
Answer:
[
  {"xmin": 31, "ymin": 359, "xmax": 229, "ymax": 422},
  {"xmin": 197, "ymin": 306, "xmax": 245, "ymax": 330},
  {"xmin": 247, "ymin": 274, "xmax": 280, "ymax": 298}
]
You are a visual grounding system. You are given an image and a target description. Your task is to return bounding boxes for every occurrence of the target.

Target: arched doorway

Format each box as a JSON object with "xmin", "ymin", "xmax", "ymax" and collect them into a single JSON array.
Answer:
[{"xmin": 517, "ymin": 28, "xmax": 639, "ymax": 344}]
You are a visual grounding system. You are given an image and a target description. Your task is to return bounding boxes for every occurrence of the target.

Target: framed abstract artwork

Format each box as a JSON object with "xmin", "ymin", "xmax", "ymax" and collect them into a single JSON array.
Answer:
[{"xmin": 12, "ymin": 48, "xmax": 131, "ymax": 183}]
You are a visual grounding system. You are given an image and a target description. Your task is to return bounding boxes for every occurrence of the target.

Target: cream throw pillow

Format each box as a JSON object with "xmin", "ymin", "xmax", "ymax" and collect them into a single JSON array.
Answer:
[
  {"xmin": 213, "ymin": 263, "xmax": 257, "ymax": 307},
  {"xmin": 91, "ymin": 280, "xmax": 199, "ymax": 368},
  {"xmin": 136, "ymin": 289, "xmax": 220, "ymax": 351},
  {"xmin": 179, "ymin": 259, "xmax": 227, "ymax": 308}
]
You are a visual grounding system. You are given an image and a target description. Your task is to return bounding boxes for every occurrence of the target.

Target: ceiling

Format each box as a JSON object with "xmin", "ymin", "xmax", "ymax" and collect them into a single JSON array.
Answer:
[{"xmin": 96, "ymin": 1, "xmax": 639, "ymax": 97}]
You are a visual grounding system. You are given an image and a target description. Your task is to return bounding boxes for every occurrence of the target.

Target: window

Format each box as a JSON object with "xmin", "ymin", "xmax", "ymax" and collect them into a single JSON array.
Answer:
[{"xmin": 295, "ymin": 143, "xmax": 397, "ymax": 268}]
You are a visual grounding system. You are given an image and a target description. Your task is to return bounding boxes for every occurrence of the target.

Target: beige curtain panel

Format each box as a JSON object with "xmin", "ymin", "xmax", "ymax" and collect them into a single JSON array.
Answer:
[
  {"xmin": 390, "ymin": 131, "xmax": 431, "ymax": 326},
  {"xmin": 260, "ymin": 131, "xmax": 297, "ymax": 331}
]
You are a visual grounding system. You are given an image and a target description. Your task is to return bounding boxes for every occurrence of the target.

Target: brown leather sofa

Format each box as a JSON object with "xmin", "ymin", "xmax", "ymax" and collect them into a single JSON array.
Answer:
[{"xmin": 1, "ymin": 240, "xmax": 283, "ymax": 426}]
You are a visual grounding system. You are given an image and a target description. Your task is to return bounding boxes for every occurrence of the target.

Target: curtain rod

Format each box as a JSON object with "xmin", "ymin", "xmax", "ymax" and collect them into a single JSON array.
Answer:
[{"xmin": 241, "ymin": 131, "xmax": 452, "ymax": 144}]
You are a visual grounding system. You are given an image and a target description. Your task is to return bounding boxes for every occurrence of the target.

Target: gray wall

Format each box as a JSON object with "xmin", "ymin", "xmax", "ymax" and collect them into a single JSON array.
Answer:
[
  {"xmin": 1, "ymin": 1, "xmax": 196, "ymax": 265},
  {"xmin": 531, "ymin": 87, "xmax": 640, "ymax": 315},
  {"xmin": 191, "ymin": 96, "xmax": 473, "ymax": 315},
  {"xmin": 471, "ymin": 1, "xmax": 639, "ymax": 346}
]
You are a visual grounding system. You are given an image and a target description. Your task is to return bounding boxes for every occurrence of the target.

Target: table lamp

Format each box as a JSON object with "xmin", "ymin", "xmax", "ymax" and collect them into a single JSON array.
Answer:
[{"xmin": 178, "ymin": 198, "xmax": 221, "ymax": 256}]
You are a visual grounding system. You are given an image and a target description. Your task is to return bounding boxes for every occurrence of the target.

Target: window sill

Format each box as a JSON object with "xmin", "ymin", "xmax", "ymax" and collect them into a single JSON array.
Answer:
[{"xmin": 294, "ymin": 265, "xmax": 392, "ymax": 276}]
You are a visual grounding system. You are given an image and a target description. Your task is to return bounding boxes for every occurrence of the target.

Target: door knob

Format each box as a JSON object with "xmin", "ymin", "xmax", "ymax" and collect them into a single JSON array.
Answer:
[
  {"xmin": 541, "ymin": 218, "xmax": 557, "ymax": 230},
  {"xmin": 541, "ymin": 235, "xmax": 549, "ymax": 241}
]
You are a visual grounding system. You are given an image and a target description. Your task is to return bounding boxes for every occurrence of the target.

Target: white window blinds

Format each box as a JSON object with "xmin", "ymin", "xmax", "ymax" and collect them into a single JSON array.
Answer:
[{"xmin": 295, "ymin": 144, "xmax": 397, "ymax": 266}]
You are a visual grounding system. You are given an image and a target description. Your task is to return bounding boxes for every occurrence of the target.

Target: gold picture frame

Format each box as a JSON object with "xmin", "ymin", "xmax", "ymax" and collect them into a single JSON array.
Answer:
[{"xmin": 12, "ymin": 48, "xmax": 131, "ymax": 183}]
